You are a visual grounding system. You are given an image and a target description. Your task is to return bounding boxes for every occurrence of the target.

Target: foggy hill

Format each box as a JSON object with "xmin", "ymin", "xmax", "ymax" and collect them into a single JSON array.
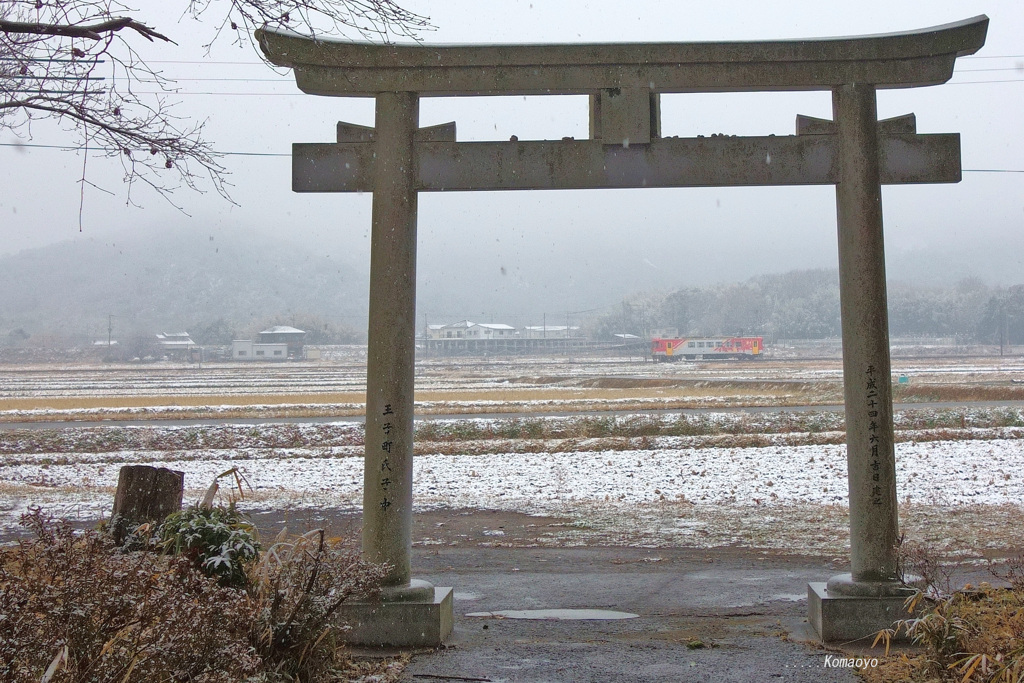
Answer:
[
  {"xmin": 0, "ymin": 227, "xmax": 369, "ymax": 340},
  {"xmin": 2, "ymin": 220, "xmax": 1019, "ymax": 345},
  {"xmin": 593, "ymin": 268, "xmax": 1021, "ymax": 343}
]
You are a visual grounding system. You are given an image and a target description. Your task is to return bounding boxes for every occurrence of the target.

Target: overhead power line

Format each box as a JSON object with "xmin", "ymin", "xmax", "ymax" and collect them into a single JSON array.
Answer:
[
  {"xmin": 3, "ymin": 142, "xmax": 1024, "ymax": 174},
  {"xmin": 45, "ymin": 77, "xmax": 1020, "ymax": 97},
  {"xmin": 0, "ymin": 141, "xmax": 288, "ymax": 156}
]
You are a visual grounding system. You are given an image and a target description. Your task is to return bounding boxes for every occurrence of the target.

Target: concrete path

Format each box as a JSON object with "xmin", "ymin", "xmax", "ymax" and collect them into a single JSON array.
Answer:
[{"xmin": 393, "ymin": 545, "xmax": 868, "ymax": 683}]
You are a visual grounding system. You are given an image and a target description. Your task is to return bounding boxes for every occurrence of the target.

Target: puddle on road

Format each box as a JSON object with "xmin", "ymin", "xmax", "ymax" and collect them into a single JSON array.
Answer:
[
  {"xmin": 770, "ymin": 593, "xmax": 807, "ymax": 602},
  {"xmin": 465, "ymin": 609, "xmax": 639, "ymax": 620}
]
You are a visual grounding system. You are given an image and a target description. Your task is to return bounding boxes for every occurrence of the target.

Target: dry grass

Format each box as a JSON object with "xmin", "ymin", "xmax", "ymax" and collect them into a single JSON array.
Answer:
[
  {"xmin": 0, "ymin": 386, "xmax": 838, "ymax": 423},
  {"xmin": 863, "ymin": 583, "xmax": 1024, "ymax": 683},
  {"xmin": 1, "ymin": 407, "xmax": 1020, "ymax": 458},
  {"xmin": 0, "ymin": 512, "xmax": 262, "ymax": 682},
  {"xmin": 6, "ymin": 382, "xmax": 1021, "ymax": 419},
  {"xmin": 6, "ymin": 363, "xmax": 1022, "ymax": 424},
  {"xmin": 895, "ymin": 383, "xmax": 1024, "ymax": 404},
  {"xmin": 0, "ymin": 511, "xmax": 406, "ymax": 683},
  {"xmin": 0, "ymin": 392, "xmax": 366, "ymax": 412}
]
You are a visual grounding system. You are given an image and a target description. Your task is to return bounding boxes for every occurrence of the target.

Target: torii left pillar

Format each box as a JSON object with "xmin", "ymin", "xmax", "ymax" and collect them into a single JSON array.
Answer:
[{"xmin": 339, "ymin": 91, "xmax": 454, "ymax": 647}]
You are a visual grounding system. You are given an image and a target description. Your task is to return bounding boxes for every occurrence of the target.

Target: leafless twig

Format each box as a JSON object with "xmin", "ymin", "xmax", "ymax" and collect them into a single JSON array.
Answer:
[{"xmin": 1, "ymin": 0, "xmax": 431, "ymax": 213}]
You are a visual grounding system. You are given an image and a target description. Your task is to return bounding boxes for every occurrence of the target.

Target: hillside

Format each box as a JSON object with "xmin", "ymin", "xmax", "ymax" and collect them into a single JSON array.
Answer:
[{"xmin": 0, "ymin": 227, "xmax": 369, "ymax": 342}]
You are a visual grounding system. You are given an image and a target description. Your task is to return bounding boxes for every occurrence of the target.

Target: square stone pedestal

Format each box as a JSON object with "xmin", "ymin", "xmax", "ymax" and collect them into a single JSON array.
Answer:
[
  {"xmin": 338, "ymin": 587, "xmax": 453, "ymax": 647},
  {"xmin": 808, "ymin": 582, "xmax": 918, "ymax": 642}
]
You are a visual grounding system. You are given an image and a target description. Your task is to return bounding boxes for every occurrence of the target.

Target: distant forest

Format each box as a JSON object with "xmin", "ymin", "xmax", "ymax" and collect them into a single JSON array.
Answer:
[
  {"xmin": 1, "ymin": 226, "xmax": 1021, "ymax": 351},
  {"xmin": 589, "ymin": 269, "xmax": 1024, "ymax": 344}
]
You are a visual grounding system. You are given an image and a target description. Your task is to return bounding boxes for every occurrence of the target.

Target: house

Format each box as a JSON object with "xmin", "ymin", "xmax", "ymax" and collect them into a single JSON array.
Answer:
[
  {"xmin": 155, "ymin": 331, "xmax": 194, "ymax": 347},
  {"xmin": 424, "ymin": 324, "xmax": 447, "ymax": 340},
  {"xmin": 231, "ymin": 339, "xmax": 288, "ymax": 361},
  {"xmin": 154, "ymin": 332, "xmax": 196, "ymax": 360},
  {"xmin": 257, "ymin": 326, "xmax": 306, "ymax": 358},
  {"xmin": 650, "ymin": 328, "xmax": 679, "ymax": 339}
]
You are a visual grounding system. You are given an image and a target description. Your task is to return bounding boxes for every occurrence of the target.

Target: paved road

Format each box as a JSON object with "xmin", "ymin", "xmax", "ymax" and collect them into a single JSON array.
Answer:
[
  {"xmin": 243, "ymin": 507, "xmax": 904, "ymax": 683},
  {"xmin": 1, "ymin": 400, "xmax": 1022, "ymax": 430},
  {"xmin": 400, "ymin": 545, "xmax": 863, "ymax": 683}
]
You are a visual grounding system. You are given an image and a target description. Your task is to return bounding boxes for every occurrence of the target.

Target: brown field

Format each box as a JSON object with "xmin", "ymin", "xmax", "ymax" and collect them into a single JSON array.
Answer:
[{"xmin": 2, "ymin": 355, "xmax": 1023, "ymax": 422}]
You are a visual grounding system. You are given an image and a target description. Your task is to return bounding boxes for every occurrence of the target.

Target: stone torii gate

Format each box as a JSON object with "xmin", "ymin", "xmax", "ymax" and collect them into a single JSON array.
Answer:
[{"xmin": 257, "ymin": 16, "xmax": 988, "ymax": 645}]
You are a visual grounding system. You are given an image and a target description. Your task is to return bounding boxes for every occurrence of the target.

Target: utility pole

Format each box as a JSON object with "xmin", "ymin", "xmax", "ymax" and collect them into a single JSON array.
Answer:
[
  {"xmin": 1001, "ymin": 305, "xmax": 1007, "ymax": 357},
  {"xmin": 566, "ymin": 311, "xmax": 572, "ymax": 363}
]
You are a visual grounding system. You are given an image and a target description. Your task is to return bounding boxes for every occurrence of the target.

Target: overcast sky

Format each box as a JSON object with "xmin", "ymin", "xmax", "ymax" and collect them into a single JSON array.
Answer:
[{"xmin": 1, "ymin": 0, "xmax": 1022, "ymax": 320}]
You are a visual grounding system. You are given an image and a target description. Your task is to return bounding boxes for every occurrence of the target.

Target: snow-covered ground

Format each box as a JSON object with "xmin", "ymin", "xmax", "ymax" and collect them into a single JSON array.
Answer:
[
  {"xmin": 3, "ymin": 437, "xmax": 1020, "ymax": 511},
  {"xmin": 2, "ymin": 356, "xmax": 1023, "ymax": 556},
  {"xmin": 2, "ymin": 415, "xmax": 1022, "ymax": 556}
]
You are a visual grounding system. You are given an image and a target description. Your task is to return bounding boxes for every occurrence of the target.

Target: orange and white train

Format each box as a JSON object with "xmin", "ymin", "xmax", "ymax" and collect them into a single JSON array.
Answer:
[{"xmin": 651, "ymin": 336, "xmax": 764, "ymax": 361}]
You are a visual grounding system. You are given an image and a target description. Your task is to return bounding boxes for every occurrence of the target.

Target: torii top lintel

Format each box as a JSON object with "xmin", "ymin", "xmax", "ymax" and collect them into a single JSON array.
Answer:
[{"xmin": 256, "ymin": 16, "xmax": 987, "ymax": 97}]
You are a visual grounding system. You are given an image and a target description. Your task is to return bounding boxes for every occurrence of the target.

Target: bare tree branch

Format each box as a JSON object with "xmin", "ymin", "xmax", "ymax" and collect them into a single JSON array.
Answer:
[
  {"xmin": 0, "ymin": 0, "xmax": 431, "ymax": 212},
  {"xmin": 0, "ymin": 16, "xmax": 172, "ymax": 43}
]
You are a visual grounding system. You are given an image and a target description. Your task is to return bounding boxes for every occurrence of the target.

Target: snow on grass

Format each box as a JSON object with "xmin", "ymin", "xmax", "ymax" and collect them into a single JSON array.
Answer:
[
  {"xmin": 2, "ymin": 438, "xmax": 1022, "ymax": 535},
  {"xmin": 2, "ymin": 399, "xmax": 1023, "ymax": 554}
]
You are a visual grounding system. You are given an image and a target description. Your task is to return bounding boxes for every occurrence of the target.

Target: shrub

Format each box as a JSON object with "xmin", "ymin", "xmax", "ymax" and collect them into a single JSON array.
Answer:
[
  {"xmin": 158, "ymin": 504, "xmax": 260, "ymax": 587},
  {"xmin": 0, "ymin": 509, "xmax": 261, "ymax": 683},
  {"xmin": 896, "ymin": 584, "xmax": 1024, "ymax": 682},
  {"xmin": 869, "ymin": 544, "xmax": 1024, "ymax": 683},
  {"xmin": 249, "ymin": 529, "xmax": 391, "ymax": 680},
  {"xmin": 2, "ymin": 510, "xmax": 404, "ymax": 682}
]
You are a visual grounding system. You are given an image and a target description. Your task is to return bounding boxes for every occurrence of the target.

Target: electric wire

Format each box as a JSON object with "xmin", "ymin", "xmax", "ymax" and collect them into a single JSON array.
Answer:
[{"xmin": 1, "ymin": 142, "xmax": 1022, "ymax": 173}]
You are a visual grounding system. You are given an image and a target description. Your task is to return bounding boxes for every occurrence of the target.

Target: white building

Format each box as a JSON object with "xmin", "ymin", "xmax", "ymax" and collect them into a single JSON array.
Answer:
[
  {"xmin": 424, "ymin": 324, "xmax": 447, "ymax": 340},
  {"xmin": 231, "ymin": 339, "xmax": 288, "ymax": 361},
  {"xmin": 155, "ymin": 331, "xmax": 195, "ymax": 348},
  {"xmin": 522, "ymin": 325, "xmax": 580, "ymax": 339},
  {"xmin": 428, "ymin": 320, "xmax": 517, "ymax": 340},
  {"xmin": 154, "ymin": 332, "xmax": 197, "ymax": 359}
]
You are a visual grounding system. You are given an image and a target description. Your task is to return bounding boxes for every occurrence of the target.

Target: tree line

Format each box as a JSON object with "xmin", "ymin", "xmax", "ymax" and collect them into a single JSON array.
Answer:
[{"xmin": 589, "ymin": 269, "xmax": 1024, "ymax": 344}]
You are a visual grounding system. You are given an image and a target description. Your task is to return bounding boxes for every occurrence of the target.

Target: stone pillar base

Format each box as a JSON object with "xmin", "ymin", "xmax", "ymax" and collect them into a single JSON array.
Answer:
[
  {"xmin": 338, "ymin": 587, "xmax": 453, "ymax": 647},
  {"xmin": 808, "ymin": 582, "xmax": 920, "ymax": 642}
]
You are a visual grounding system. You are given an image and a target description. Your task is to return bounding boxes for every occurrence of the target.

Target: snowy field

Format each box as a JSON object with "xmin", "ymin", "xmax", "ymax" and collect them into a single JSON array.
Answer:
[
  {"xmin": 2, "ymin": 355, "xmax": 1023, "ymax": 556},
  {"xmin": 2, "ymin": 403, "xmax": 1023, "ymax": 557}
]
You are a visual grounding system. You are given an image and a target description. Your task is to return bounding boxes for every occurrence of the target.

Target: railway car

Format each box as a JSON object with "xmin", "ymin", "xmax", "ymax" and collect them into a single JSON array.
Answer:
[{"xmin": 651, "ymin": 336, "xmax": 764, "ymax": 361}]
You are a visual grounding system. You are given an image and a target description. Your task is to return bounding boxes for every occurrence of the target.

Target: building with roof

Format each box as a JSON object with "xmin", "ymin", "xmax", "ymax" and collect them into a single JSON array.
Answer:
[
  {"xmin": 154, "ymin": 332, "xmax": 197, "ymax": 360},
  {"xmin": 257, "ymin": 326, "xmax": 306, "ymax": 358},
  {"xmin": 427, "ymin": 320, "xmax": 516, "ymax": 340},
  {"xmin": 421, "ymin": 319, "xmax": 593, "ymax": 355},
  {"xmin": 522, "ymin": 325, "xmax": 581, "ymax": 339},
  {"xmin": 231, "ymin": 339, "xmax": 288, "ymax": 361}
]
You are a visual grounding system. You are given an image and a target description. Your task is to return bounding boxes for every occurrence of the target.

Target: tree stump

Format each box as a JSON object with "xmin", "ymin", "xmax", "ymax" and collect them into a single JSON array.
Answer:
[{"xmin": 111, "ymin": 465, "xmax": 184, "ymax": 543}]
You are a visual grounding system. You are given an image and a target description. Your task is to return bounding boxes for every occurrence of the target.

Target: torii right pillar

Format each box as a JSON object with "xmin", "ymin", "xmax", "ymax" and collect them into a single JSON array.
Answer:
[{"xmin": 807, "ymin": 82, "xmax": 915, "ymax": 641}]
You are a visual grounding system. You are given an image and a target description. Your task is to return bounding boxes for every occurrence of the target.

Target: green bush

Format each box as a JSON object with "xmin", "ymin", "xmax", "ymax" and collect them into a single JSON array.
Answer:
[{"xmin": 158, "ymin": 504, "xmax": 260, "ymax": 587}]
